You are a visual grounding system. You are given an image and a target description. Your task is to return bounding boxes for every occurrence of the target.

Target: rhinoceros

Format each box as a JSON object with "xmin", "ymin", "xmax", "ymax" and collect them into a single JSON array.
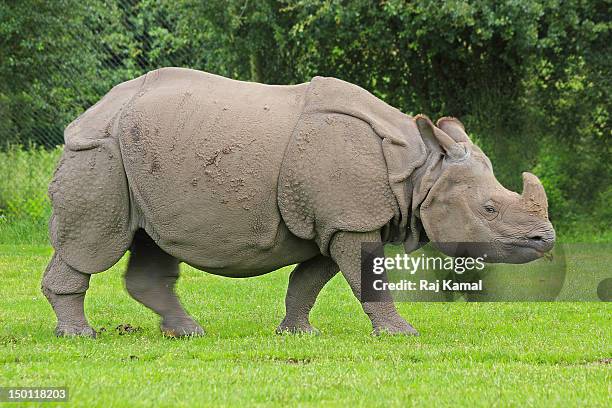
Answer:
[{"xmin": 42, "ymin": 67, "xmax": 555, "ymax": 337}]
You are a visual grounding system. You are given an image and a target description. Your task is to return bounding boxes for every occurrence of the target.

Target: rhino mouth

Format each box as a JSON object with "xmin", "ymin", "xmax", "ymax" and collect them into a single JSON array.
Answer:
[
  {"xmin": 478, "ymin": 236, "xmax": 553, "ymax": 264},
  {"xmin": 501, "ymin": 237, "xmax": 554, "ymax": 256}
]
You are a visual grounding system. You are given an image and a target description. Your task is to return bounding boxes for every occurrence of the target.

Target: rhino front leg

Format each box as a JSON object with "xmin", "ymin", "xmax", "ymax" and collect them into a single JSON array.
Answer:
[
  {"xmin": 277, "ymin": 255, "xmax": 339, "ymax": 334},
  {"xmin": 125, "ymin": 230, "xmax": 204, "ymax": 337},
  {"xmin": 330, "ymin": 231, "xmax": 419, "ymax": 335},
  {"xmin": 41, "ymin": 253, "xmax": 97, "ymax": 338}
]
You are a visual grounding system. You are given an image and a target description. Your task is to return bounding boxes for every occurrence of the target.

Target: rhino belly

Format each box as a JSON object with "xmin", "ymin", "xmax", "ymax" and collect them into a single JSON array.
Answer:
[
  {"xmin": 183, "ymin": 221, "xmax": 320, "ymax": 277},
  {"xmin": 117, "ymin": 68, "xmax": 314, "ymax": 273}
]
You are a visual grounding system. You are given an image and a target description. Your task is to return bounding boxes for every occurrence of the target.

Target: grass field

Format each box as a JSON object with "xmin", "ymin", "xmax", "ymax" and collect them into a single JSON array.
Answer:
[{"xmin": 0, "ymin": 244, "xmax": 610, "ymax": 407}]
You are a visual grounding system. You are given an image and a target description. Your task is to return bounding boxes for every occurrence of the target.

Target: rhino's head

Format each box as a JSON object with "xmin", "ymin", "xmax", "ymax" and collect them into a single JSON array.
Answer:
[{"xmin": 415, "ymin": 115, "xmax": 555, "ymax": 264}]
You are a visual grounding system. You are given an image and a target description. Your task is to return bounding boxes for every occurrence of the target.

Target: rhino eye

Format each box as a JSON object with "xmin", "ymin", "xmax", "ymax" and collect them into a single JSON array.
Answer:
[{"xmin": 484, "ymin": 205, "xmax": 496, "ymax": 214}]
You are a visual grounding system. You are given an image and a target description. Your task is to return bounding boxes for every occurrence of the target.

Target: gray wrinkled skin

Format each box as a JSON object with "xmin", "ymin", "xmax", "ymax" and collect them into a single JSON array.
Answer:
[{"xmin": 42, "ymin": 68, "xmax": 554, "ymax": 338}]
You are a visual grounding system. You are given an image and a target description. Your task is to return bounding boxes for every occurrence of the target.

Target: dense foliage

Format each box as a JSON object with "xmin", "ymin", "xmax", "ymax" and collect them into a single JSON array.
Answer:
[{"xmin": 0, "ymin": 0, "xmax": 609, "ymax": 235}]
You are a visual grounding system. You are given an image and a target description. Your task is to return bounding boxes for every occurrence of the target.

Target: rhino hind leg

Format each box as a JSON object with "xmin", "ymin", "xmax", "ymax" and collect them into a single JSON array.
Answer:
[
  {"xmin": 125, "ymin": 230, "xmax": 204, "ymax": 337},
  {"xmin": 42, "ymin": 253, "xmax": 96, "ymax": 338},
  {"xmin": 276, "ymin": 255, "xmax": 339, "ymax": 334}
]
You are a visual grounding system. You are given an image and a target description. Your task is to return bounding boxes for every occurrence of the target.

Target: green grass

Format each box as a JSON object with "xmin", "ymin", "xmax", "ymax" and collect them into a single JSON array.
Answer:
[
  {"xmin": 0, "ymin": 218, "xmax": 50, "ymax": 245},
  {"xmin": 0, "ymin": 145, "xmax": 62, "ymax": 221},
  {"xmin": 0, "ymin": 244, "xmax": 610, "ymax": 407},
  {"xmin": 0, "ymin": 145, "xmax": 61, "ymax": 245}
]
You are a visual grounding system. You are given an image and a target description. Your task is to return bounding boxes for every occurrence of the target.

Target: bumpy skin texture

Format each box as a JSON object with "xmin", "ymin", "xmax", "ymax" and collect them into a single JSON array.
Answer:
[
  {"xmin": 48, "ymin": 76, "xmax": 143, "ymax": 273},
  {"xmin": 44, "ymin": 68, "xmax": 554, "ymax": 337},
  {"xmin": 278, "ymin": 77, "xmax": 428, "ymax": 252}
]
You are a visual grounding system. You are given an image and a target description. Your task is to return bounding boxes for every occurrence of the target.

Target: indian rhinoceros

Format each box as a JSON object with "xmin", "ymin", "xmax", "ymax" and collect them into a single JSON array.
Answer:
[{"xmin": 42, "ymin": 67, "xmax": 555, "ymax": 338}]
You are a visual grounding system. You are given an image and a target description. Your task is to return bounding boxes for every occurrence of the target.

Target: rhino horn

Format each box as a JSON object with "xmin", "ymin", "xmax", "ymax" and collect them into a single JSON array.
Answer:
[{"xmin": 521, "ymin": 172, "xmax": 548, "ymax": 219}]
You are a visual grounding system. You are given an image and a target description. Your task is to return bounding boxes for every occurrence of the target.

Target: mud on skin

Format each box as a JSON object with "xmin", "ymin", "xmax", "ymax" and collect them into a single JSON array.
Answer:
[{"xmin": 42, "ymin": 68, "xmax": 555, "ymax": 338}]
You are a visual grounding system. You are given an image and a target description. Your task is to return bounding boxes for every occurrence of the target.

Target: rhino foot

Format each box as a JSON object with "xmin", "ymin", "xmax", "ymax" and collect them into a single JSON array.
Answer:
[
  {"xmin": 276, "ymin": 320, "xmax": 320, "ymax": 335},
  {"xmin": 372, "ymin": 319, "xmax": 419, "ymax": 336},
  {"xmin": 55, "ymin": 324, "xmax": 97, "ymax": 338},
  {"xmin": 161, "ymin": 317, "xmax": 205, "ymax": 338}
]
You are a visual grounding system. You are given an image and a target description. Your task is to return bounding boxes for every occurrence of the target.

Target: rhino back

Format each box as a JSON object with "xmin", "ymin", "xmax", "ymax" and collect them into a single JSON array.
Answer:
[{"xmin": 117, "ymin": 68, "xmax": 313, "ymax": 271}]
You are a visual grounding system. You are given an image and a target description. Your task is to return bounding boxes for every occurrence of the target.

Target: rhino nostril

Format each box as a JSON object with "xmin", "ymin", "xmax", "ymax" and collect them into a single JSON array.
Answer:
[{"xmin": 526, "ymin": 230, "xmax": 555, "ymax": 251}]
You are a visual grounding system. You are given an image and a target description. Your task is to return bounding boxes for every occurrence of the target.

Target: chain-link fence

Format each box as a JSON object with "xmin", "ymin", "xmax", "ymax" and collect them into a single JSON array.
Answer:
[{"xmin": 1, "ymin": 0, "xmax": 204, "ymax": 148}]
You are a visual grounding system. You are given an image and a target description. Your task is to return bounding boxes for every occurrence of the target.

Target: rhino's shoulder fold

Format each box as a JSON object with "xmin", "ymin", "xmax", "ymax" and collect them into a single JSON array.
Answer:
[{"xmin": 278, "ymin": 77, "xmax": 427, "ymax": 254}]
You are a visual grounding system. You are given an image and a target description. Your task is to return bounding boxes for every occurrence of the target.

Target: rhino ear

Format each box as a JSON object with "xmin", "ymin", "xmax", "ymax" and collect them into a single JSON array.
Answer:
[
  {"xmin": 415, "ymin": 114, "xmax": 468, "ymax": 161},
  {"xmin": 436, "ymin": 117, "xmax": 471, "ymax": 143}
]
